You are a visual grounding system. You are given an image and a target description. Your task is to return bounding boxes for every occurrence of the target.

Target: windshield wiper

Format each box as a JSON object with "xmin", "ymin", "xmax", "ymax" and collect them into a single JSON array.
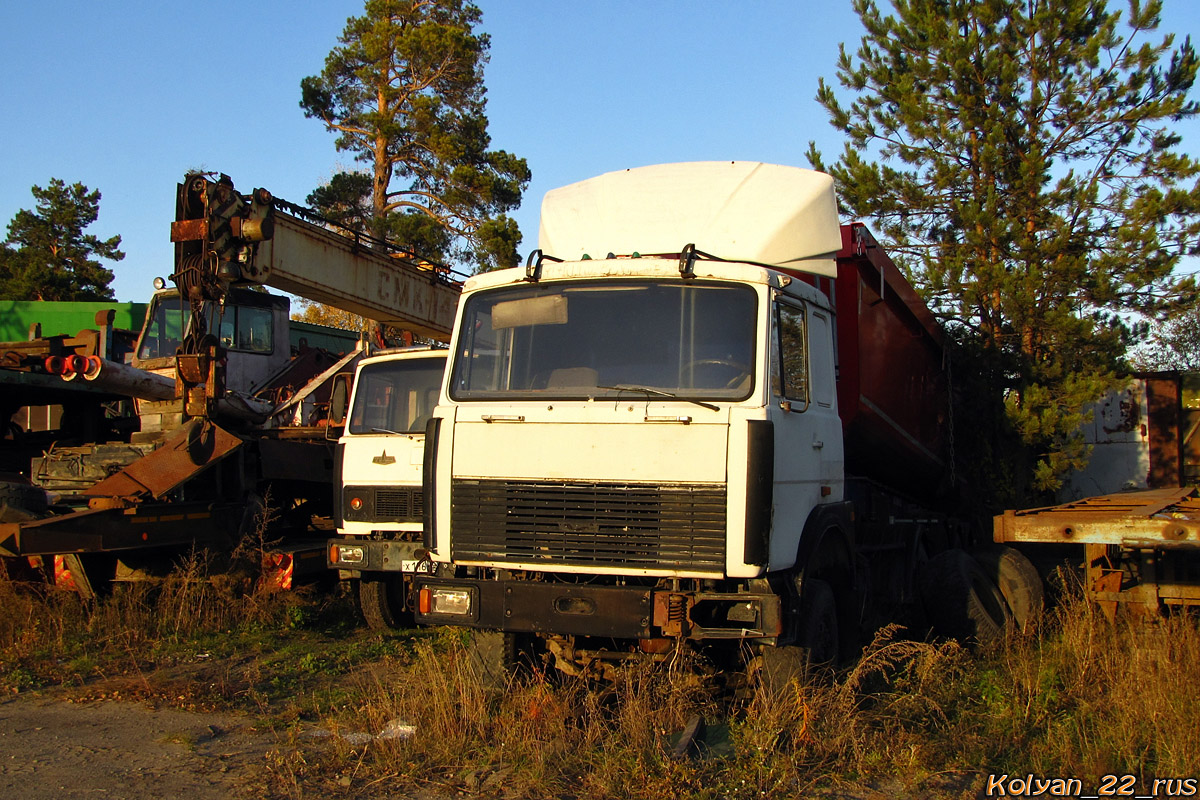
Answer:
[{"xmin": 597, "ymin": 385, "xmax": 720, "ymax": 412}]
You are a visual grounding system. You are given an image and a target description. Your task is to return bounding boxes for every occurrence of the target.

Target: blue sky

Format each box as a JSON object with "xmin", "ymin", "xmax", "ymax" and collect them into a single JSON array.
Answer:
[{"xmin": 1, "ymin": 1, "xmax": 1198, "ymax": 303}]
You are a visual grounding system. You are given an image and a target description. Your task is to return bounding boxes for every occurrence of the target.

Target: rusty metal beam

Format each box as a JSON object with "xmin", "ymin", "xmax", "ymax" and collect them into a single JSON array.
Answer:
[
  {"xmin": 994, "ymin": 515, "xmax": 1200, "ymax": 546},
  {"xmin": 994, "ymin": 487, "xmax": 1200, "ymax": 545},
  {"xmin": 83, "ymin": 419, "xmax": 243, "ymax": 500},
  {"xmin": 0, "ymin": 502, "xmax": 240, "ymax": 556}
]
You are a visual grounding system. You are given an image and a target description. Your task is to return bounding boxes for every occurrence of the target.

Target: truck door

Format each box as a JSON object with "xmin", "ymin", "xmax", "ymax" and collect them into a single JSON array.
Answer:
[{"xmin": 767, "ymin": 296, "xmax": 844, "ymax": 569}]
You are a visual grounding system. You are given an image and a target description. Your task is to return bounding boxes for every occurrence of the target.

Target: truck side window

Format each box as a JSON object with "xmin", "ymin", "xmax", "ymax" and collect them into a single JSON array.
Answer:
[
  {"xmin": 773, "ymin": 301, "xmax": 808, "ymax": 406},
  {"xmin": 809, "ymin": 310, "xmax": 834, "ymax": 408},
  {"xmin": 137, "ymin": 295, "xmax": 186, "ymax": 359},
  {"xmin": 232, "ymin": 306, "xmax": 274, "ymax": 354}
]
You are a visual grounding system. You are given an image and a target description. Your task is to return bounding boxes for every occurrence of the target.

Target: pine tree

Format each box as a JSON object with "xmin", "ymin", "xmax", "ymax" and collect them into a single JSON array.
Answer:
[
  {"xmin": 305, "ymin": 172, "xmax": 455, "ymax": 264},
  {"xmin": 809, "ymin": 0, "xmax": 1200, "ymax": 501},
  {"xmin": 300, "ymin": 0, "xmax": 529, "ymax": 272},
  {"xmin": 1130, "ymin": 302, "xmax": 1200, "ymax": 369},
  {"xmin": 305, "ymin": 171, "xmax": 374, "ymax": 234},
  {"xmin": 2, "ymin": 179, "xmax": 123, "ymax": 301}
]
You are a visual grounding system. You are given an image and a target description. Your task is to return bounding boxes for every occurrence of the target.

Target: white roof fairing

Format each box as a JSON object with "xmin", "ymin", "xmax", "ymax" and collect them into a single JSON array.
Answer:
[{"xmin": 537, "ymin": 161, "xmax": 842, "ymax": 277}]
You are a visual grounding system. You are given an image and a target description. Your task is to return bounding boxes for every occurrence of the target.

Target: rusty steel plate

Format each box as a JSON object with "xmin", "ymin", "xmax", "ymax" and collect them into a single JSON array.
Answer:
[{"xmin": 83, "ymin": 419, "xmax": 243, "ymax": 500}]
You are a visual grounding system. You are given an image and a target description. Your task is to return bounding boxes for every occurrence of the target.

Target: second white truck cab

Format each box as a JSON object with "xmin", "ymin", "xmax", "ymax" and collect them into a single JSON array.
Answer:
[{"xmin": 327, "ymin": 347, "xmax": 447, "ymax": 628}]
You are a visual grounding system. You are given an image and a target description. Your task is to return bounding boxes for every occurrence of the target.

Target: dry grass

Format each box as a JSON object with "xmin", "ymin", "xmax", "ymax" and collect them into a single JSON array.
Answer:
[
  {"xmin": 2, "ymin": 559, "xmax": 1198, "ymax": 799},
  {"xmin": 268, "ymin": 635, "xmax": 723, "ymax": 798},
  {"xmin": 274, "ymin": 593, "xmax": 1200, "ymax": 799},
  {"xmin": 0, "ymin": 549, "xmax": 319, "ymax": 694},
  {"xmin": 966, "ymin": 595, "xmax": 1200, "ymax": 780}
]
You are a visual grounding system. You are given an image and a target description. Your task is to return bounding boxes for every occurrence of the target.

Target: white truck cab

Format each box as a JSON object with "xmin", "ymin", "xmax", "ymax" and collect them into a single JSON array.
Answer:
[
  {"xmin": 328, "ymin": 346, "xmax": 447, "ymax": 628},
  {"xmin": 413, "ymin": 164, "xmax": 871, "ymax": 670},
  {"xmin": 431, "ymin": 257, "xmax": 845, "ymax": 577},
  {"xmin": 413, "ymin": 163, "xmax": 977, "ymax": 679}
]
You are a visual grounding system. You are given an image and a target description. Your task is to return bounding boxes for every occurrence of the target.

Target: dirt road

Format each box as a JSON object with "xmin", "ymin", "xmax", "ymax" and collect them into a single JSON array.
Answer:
[{"xmin": 0, "ymin": 694, "xmax": 278, "ymax": 799}]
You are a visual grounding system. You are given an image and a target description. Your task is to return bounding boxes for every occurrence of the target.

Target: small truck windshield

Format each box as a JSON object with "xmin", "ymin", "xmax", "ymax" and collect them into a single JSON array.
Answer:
[
  {"xmin": 450, "ymin": 281, "xmax": 757, "ymax": 401},
  {"xmin": 349, "ymin": 358, "xmax": 445, "ymax": 435}
]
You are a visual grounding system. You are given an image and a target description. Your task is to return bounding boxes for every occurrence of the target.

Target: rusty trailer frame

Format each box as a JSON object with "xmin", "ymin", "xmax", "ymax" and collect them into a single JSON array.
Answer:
[{"xmin": 994, "ymin": 487, "xmax": 1200, "ymax": 619}]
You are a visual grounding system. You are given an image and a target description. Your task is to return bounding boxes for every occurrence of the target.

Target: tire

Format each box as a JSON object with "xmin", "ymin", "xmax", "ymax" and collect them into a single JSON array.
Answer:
[
  {"xmin": 796, "ymin": 578, "xmax": 839, "ymax": 665},
  {"xmin": 919, "ymin": 549, "xmax": 1011, "ymax": 642},
  {"xmin": 0, "ymin": 480, "xmax": 48, "ymax": 518},
  {"xmin": 357, "ymin": 575, "xmax": 411, "ymax": 630},
  {"xmin": 758, "ymin": 578, "xmax": 839, "ymax": 692},
  {"xmin": 972, "ymin": 545, "xmax": 1044, "ymax": 630},
  {"xmin": 758, "ymin": 644, "xmax": 806, "ymax": 693}
]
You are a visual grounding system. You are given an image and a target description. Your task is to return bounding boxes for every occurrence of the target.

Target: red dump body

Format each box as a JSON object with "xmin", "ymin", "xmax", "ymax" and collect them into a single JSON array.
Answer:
[{"xmin": 795, "ymin": 223, "xmax": 951, "ymax": 503}]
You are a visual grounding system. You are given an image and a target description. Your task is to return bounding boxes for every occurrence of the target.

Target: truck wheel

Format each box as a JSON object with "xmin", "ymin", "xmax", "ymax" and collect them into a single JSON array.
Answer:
[
  {"xmin": 357, "ymin": 576, "xmax": 411, "ymax": 630},
  {"xmin": 758, "ymin": 644, "xmax": 805, "ymax": 693},
  {"xmin": 919, "ymin": 549, "xmax": 1010, "ymax": 642},
  {"xmin": 758, "ymin": 578, "xmax": 839, "ymax": 692},
  {"xmin": 465, "ymin": 629, "xmax": 517, "ymax": 690},
  {"xmin": 972, "ymin": 545, "xmax": 1044, "ymax": 630},
  {"xmin": 796, "ymin": 578, "xmax": 839, "ymax": 665}
]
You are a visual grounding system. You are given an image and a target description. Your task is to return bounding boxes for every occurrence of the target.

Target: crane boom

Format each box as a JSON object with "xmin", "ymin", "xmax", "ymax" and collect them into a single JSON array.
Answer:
[{"xmin": 257, "ymin": 212, "xmax": 459, "ymax": 342}]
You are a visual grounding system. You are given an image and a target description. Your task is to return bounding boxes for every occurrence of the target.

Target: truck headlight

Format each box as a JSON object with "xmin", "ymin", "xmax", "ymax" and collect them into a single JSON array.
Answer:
[
  {"xmin": 330, "ymin": 544, "xmax": 365, "ymax": 565},
  {"xmin": 419, "ymin": 587, "xmax": 472, "ymax": 616}
]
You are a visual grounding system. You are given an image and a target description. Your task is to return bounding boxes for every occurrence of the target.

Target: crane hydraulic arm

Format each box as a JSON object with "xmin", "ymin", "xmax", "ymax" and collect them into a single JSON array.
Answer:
[
  {"xmin": 168, "ymin": 173, "xmax": 460, "ymax": 342},
  {"xmin": 165, "ymin": 172, "xmax": 460, "ymax": 421}
]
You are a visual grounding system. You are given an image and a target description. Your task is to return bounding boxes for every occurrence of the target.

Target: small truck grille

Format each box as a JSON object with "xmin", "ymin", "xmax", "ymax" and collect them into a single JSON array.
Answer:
[
  {"xmin": 451, "ymin": 479, "xmax": 726, "ymax": 573},
  {"xmin": 342, "ymin": 486, "xmax": 423, "ymax": 523}
]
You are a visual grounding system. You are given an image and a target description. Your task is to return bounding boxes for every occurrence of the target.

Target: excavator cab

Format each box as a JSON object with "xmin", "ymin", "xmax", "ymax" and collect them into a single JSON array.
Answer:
[{"xmin": 132, "ymin": 287, "xmax": 290, "ymax": 396}]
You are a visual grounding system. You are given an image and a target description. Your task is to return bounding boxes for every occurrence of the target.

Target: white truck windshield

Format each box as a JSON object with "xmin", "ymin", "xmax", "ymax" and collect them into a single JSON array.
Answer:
[{"xmin": 450, "ymin": 281, "xmax": 757, "ymax": 401}]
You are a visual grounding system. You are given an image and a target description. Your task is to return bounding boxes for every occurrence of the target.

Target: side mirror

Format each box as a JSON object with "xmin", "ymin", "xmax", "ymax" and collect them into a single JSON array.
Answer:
[{"xmin": 328, "ymin": 372, "xmax": 352, "ymax": 427}]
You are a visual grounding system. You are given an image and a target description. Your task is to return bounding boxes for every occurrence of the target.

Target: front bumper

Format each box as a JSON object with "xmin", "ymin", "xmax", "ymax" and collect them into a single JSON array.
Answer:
[
  {"xmin": 411, "ymin": 576, "xmax": 783, "ymax": 641},
  {"xmin": 326, "ymin": 537, "xmax": 430, "ymax": 573}
]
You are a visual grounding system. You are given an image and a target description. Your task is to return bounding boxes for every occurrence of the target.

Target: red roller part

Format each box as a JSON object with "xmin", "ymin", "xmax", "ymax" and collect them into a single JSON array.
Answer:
[
  {"xmin": 44, "ymin": 355, "xmax": 64, "ymax": 374},
  {"xmin": 79, "ymin": 355, "xmax": 103, "ymax": 380}
]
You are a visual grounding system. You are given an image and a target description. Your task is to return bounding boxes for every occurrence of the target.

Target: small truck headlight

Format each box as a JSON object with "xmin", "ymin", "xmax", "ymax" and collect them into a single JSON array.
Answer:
[{"xmin": 330, "ymin": 544, "xmax": 365, "ymax": 565}]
